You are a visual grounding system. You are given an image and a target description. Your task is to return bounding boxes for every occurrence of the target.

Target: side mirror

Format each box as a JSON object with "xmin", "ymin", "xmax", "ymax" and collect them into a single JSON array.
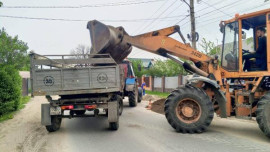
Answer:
[
  {"xmin": 219, "ymin": 21, "xmax": 225, "ymax": 33},
  {"xmin": 242, "ymin": 31, "xmax": 246, "ymax": 39}
]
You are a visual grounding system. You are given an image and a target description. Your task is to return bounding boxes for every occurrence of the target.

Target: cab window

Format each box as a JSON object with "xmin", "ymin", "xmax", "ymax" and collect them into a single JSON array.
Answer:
[{"xmin": 221, "ymin": 22, "xmax": 239, "ymax": 71}]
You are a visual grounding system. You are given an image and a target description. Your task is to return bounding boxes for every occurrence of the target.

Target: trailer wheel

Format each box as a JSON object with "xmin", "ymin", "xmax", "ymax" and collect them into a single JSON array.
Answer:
[
  {"xmin": 256, "ymin": 93, "xmax": 270, "ymax": 138},
  {"xmin": 109, "ymin": 99, "xmax": 119, "ymax": 131},
  {"xmin": 109, "ymin": 121, "xmax": 119, "ymax": 130},
  {"xmin": 117, "ymin": 95, "xmax": 123, "ymax": 116},
  {"xmin": 74, "ymin": 110, "xmax": 86, "ymax": 115},
  {"xmin": 129, "ymin": 89, "xmax": 138, "ymax": 107},
  {"xmin": 46, "ymin": 116, "xmax": 62, "ymax": 132},
  {"xmin": 164, "ymin": 85, "xmax": 214, "ymax": 133}
]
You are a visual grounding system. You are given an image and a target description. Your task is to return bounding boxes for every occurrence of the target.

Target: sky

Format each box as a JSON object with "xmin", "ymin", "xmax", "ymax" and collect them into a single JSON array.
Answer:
[{"xmin": 0, "ymin": 0, "xmax": 270, "ymax": 60}]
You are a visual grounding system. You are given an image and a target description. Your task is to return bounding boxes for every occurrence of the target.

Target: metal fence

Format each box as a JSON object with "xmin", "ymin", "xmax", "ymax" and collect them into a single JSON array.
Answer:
[{"xmin": 140, "ymin": 75, "xmax": 191, "ymax": 93}]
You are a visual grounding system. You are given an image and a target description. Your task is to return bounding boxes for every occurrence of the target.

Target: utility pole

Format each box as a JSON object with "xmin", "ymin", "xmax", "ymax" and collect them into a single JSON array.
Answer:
[
  {"xmin": 190, "ymin": 0, "xmax": 196, "ymax": 49},
  {"xmin": 182, "ymin": 0, "xmax": 197, "ymax": 49}
]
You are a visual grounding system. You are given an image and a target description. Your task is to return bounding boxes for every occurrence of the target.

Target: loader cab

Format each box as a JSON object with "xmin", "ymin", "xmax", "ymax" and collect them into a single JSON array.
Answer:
[{"xmin": 221, "ymin": 12, "xmax": 269, "ymax": 73}]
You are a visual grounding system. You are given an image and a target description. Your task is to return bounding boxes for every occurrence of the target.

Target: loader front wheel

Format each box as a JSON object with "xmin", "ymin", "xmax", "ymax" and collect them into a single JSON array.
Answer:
[
  {"xmin": 46, "ymin": 116, "xmax": 62, "ymax": 132},
  {"xmin": 256, "ymin": 93, "xmax": 270, "ymax": 138},
  {"xmin": 164, "ymin": 85, "xmax": 214, "ymax": 133}
]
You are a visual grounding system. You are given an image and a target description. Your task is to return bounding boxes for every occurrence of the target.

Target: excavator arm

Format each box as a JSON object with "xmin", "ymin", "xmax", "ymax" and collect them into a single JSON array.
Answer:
[
  {"xmin": 123, "ymin": 26, "xmax": 211, "ymax": 63},
  {"xmin": 87, "ymin": 20, "xmax": 213, "ymax": 77}
]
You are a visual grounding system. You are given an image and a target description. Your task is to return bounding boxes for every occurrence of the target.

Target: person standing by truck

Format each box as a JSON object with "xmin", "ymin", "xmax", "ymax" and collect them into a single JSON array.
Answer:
[{"xmin": 141, "ymin": 81, "xmax": 146, "ymax": 96}]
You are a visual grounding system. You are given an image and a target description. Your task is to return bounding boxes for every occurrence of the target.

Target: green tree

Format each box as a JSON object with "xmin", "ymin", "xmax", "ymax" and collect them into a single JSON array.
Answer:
[
  {"xmin": 0, "ymin": 28, "xmax": 29, "ymax": 70},
  {"xmin": 130, "ymin": 59, "xmax": 145, "ymax": 77},
  {"xmin": 199, "ymin": 38, "xmax": 215, "ymax": 55},
  {"xmin": 146, "ymin": 59, "xmax": 187, "ymax": 77}
]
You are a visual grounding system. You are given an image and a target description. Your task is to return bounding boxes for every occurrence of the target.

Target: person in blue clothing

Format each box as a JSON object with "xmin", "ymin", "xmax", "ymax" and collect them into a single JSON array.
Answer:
[
  {"xmin": 243, "ymin": 27, "xmax": 267, "ymax": 71},
  {"xmin": 141, "ymin": 81, "xmax": 146, "ymax": 96}
]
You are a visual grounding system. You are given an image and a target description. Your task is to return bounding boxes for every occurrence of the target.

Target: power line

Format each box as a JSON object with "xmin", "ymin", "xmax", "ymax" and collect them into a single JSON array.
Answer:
[
  {"xmin": 155, "ymin": 2, "xmax": 185, "ymax": 28},
  {"xmin": 0, "ymin": 14, "xmax": 189, "ymax": 22},
  {"xmin": 175, "ymin": 15, "xmax": 190, "ymax": 25},
  {"xmin": 196, "ymin": 0, "xmax": 245, "ymax": 18},
  {"xmin": 136, "ymin": 0, "xmax": 178, "ymax": 34},
  {"xmin": 200, "ymin": 0, "xmax": 232, "ymax": 17},
  {"xmin": 196, "ymin": 0, "xmax": 225, "ymax": 13},
  {"xmin": 0, "ymin": 0, "xmax": 166, "ymax": 9},
  {"xmin": 131, "ymin": 0, "xmax": 169, "ymax": 34}
]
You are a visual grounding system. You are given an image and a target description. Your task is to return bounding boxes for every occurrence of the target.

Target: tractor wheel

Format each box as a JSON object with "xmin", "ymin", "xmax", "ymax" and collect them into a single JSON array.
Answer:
[
  {"xmin": 74, "ymin": 110, "xmax": 86, "ymax": 115},
  {"xmin": 128, "ymin": 89, "xmax": 138, "ymax": 107},
  {"xmin": 138, "ymin": 87, "xmax": 143, "ymax": 103},
  {"xmin": 164, "ymin": 85, "xmax": 214, "ymax": 133},
  {"xmin": 256, "ymin": 93, "xmax": 270, "ymax": 138},
  {"xmin": 46, "ymin": 116, "xmax": 62, "ymax": 132}
]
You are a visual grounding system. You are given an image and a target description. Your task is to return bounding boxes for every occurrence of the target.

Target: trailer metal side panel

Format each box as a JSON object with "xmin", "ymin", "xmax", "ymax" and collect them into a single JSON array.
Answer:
[{"xmin": 30, "ymin": 53, "xmax": 123, "ymax": 96}]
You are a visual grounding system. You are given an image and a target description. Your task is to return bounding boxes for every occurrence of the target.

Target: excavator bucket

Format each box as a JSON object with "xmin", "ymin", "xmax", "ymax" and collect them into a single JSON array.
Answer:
[{"xmin": 87, "ymin": 20, "xmax": 132, "ymax": 63}]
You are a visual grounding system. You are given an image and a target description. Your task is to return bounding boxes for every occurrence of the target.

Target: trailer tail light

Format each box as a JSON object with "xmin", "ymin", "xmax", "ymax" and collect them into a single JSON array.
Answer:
[
  {"xmin": 61, "ymin": 105, "xmax": 74, "ymax": 110},
  {"xmin": 84, "ymin": 105, "xmax": 97, "ymax": 109}
]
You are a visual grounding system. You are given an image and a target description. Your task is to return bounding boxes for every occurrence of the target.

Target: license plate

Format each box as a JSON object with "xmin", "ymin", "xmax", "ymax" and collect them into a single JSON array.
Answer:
[{"xmin": 50, "ymin": 106, "xmax": 61, "ymax": 115}]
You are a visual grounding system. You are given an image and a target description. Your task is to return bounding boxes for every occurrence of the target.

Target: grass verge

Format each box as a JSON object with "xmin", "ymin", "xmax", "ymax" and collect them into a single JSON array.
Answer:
[
  {"xmin": 0, "ymin": 96, "xmax": 31, "ymax": 123},
  {"xmin": 145, "ymin": 90, "xmax": 170, "ymax": 98}
]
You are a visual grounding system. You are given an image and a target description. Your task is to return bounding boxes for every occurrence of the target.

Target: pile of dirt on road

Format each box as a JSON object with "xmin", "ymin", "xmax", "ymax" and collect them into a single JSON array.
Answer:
[
  {"xmin": 143, "ymin": 94, "xmax": 160, "ymax": 101},
  {"xmin": 151, "ymin": 98, "xmax": 166, "ymax": 115}
]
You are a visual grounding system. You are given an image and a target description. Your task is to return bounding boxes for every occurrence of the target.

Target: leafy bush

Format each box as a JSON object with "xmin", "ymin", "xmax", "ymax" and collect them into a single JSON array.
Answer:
[
  {"xmin": 0, "ymin": 65, "xmax": 21, "ymax": 115},
  {"xmin": 0, "ymin": 28, "xmax": 29, "ymax": 70}
]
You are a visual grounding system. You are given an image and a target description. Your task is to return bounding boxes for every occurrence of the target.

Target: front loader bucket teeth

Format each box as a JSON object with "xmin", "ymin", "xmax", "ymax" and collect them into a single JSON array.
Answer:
[{"xmin": 87, "ymin": 20, "xmax": 132, "ymax": 63}]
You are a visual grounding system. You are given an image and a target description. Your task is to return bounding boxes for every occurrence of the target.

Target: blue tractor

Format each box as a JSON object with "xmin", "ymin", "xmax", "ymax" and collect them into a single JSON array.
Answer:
[{"xmin": 120, "ymin": 60, "xmax": 142, "ymax": 107}]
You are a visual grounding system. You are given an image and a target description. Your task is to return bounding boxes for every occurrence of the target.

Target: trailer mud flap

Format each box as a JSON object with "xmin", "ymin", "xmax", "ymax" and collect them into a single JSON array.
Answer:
[
  {"xmin": 41, "ymin": 104, "xmax": 51, "ymax": 125},
  {"xmin": 108, "ymin": 102, "xmax": 119, "ymax": 122}
]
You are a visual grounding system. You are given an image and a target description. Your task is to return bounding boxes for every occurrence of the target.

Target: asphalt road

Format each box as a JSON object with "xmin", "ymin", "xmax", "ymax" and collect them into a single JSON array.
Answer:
[{"xmin": 0, "ymin": 96, "xmax": 270, "ymax": 152}]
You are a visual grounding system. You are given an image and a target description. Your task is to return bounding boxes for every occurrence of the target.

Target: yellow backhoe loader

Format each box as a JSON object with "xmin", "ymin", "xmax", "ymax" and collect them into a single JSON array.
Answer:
[{"xmin": 87, "ymin": 8, "xmax": 270, "ymax": 138}]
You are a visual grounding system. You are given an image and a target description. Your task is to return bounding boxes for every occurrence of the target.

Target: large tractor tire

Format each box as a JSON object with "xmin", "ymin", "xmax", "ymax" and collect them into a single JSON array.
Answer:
[
  {"xmin": 46, "ymin": 116, "xmax": 62, "ymax": 132},
  {"xmin": 164, "ymin": 85, "xmax": 214, "ymax": 133},
  {"xmin": 256, "ymin": 93, "xmax": 270, "ymax": 138},
  {"xmin": 128, "ymin": 89, "xmax": 138, "ymax": 107}
]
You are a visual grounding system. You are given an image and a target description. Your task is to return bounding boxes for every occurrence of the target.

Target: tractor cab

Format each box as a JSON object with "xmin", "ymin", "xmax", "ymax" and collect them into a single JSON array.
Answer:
[{"xmin": 220, "ymin": 10, "xmax": 269, "ymax": 73}]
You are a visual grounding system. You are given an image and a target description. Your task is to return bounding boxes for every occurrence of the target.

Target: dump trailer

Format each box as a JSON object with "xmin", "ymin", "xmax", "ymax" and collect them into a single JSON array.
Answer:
[
  {"xmin": 87, "ymin": 8, "xmax": 270, "ymax": 138},
  {"xmin": 30, "ymin": 53, "xmax": 124, "ymax": 131}
]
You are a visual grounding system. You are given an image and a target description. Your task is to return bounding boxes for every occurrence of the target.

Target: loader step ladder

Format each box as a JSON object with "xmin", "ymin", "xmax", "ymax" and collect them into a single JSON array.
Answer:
[{"xmin": 235, "ymin": 91, "xmax": 253, "ymax": 120}]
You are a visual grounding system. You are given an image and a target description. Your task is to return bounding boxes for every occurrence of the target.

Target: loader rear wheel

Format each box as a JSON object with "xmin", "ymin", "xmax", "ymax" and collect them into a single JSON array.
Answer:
[
  {"xmin": 46, "ymin": 116, "xmax": 62, "ymax": 132},
  {"xmin": 164, "ymin": 85, "xmax": 214, "ymax": 133},
  {"xmin": 256, "ymin": 93, "xmax": 270, "ymax": 138},
  {"xmin": 129, "ymin": 90, "xmax": 138, "ymax": 107}
]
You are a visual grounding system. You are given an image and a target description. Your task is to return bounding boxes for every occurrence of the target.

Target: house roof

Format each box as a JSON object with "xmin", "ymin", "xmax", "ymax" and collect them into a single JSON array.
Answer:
[{"xmin": 128, "ymin": 58, "xmax": 154, "ymax": 68}]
